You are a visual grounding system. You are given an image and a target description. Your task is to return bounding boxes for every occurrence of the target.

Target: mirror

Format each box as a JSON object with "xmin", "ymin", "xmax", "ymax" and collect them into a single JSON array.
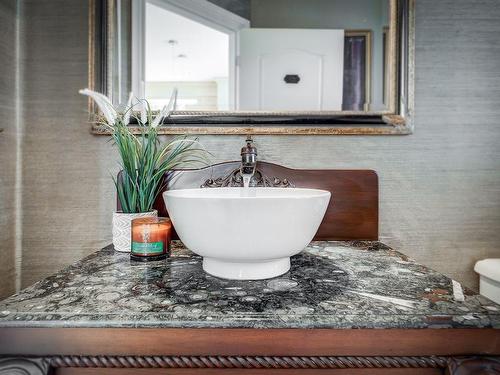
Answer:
[{"xmin": 89, "ymin": 0, "xmax": 414, "ymax": 134}]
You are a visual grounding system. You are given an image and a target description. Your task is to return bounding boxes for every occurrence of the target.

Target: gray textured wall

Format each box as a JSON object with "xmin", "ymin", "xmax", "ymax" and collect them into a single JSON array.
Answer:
[
  {"xmin": 18, "ymin": 0, "xmax": 117, "ymax": 290},
  {"xmin": 0, "ymin": 0, "xmax": 18, "ymax": 299},
  {"xmin": 0, "ymin": 0, "xmax": 499, "ymax": 297}
]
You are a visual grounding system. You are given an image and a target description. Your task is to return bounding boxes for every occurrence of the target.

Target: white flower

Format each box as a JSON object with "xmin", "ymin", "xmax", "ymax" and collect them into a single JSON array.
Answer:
[
  {"xmin": 123, "ymin": 92, "xmax": 134, "ymax": 125},
  {"xmin": 79, "ymin": 88, "xmax": 117, "ymax": 124},
  {"xmin": 79, "ymin": 88, "xmax": 177, "ymax": 127},
  {"xmin": 140, "ymin": 100, "xmax": 148, "ymax": 124},
  {"xmin": 133, "ymin": 97, "xmax": 148, "ymax": 124},
  {"xmin": 151, "ymin": 88, "xmax": 177, "ymax": 128}
]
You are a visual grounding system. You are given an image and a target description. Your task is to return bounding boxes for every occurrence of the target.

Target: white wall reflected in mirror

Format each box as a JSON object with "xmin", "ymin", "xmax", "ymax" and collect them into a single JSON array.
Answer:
[{"xmin": 145, "ymin": 2, "xmax": 231, "ymax": 110}]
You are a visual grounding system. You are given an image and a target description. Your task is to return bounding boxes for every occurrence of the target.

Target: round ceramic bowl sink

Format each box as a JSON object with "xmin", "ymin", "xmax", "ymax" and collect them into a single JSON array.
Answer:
[{"xmin": 163, "ymin": 187, "xmax": 331, "ymax": 280}]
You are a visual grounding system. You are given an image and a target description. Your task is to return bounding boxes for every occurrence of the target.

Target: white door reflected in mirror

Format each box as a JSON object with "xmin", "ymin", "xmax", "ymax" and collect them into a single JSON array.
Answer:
[{"xmin": 238, "ymin": 28, "xmax": 344, "ymax": 111}]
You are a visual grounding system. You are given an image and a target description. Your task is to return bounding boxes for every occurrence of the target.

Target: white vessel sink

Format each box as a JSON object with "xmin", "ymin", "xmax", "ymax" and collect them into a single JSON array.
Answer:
[{"xmin": 163, "ymin": 187, "xmax": 331, "ymax": 280}]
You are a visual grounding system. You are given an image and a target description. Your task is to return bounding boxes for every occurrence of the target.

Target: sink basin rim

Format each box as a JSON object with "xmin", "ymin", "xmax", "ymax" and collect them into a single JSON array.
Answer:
[{"xmin": 164, "ymin": 187, "xmax": 331, "ymax": 200}]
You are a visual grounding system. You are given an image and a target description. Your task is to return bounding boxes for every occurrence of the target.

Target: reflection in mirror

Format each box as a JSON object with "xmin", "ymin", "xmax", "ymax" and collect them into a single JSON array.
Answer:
[
  {"xmin": 145, "ymin": 2, "xmax": 231, "ymax": 110},
  {"xmin": 124, "ymin": 0, "xmax": 392, "ymax": 113}
]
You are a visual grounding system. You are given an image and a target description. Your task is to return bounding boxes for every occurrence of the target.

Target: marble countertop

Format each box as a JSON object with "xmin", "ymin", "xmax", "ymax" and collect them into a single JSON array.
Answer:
[{"xmin": 0, "ymin": 241, "xmax": 499, "ymax": 329}]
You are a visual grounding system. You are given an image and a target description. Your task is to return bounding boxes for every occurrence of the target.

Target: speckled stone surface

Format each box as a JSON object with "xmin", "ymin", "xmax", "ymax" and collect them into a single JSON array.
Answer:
[{"xmin": 0, "ymin": 241, "xmax": 499, "ymax": 329}]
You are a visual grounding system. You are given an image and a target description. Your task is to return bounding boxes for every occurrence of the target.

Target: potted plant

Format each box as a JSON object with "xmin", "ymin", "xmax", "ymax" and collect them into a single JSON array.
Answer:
[{"xmin": 80, "ymin": 89, "xmax": 208, "ymax": 252}]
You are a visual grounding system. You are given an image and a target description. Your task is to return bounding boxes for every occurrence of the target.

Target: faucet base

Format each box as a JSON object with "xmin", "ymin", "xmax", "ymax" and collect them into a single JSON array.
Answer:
[
  {"xmin": 202, "ymin": 257, "xmax": 290, "ymax": 280},
  {"xmin": 200, "ymin": 168, "xmax": 295, "ymax": 188}
]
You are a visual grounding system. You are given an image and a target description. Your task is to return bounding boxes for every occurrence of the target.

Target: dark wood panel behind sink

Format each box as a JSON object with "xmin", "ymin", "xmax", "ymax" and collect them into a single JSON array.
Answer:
[{"xmin": 122, "ymin": 162, "xmax": 379, "ymax": 241}]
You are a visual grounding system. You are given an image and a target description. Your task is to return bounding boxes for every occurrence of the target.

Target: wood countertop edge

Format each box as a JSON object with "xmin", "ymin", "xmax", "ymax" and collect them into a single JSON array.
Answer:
[{"xmin": 0, "ymin": 327, "xmax": 498, "ymax": 356}]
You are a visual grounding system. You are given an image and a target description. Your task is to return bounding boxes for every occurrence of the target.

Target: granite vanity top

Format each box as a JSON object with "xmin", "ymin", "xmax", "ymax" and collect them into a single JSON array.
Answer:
[{"xmin": 0, "ymin": 241, "xmax": 499, "ymax": 329}]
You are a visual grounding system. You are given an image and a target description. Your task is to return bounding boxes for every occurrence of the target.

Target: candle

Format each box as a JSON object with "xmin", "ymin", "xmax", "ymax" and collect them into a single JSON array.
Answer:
[{"xmin": 131, "ymin": 217, "xmax": 172, "ymax": 261}]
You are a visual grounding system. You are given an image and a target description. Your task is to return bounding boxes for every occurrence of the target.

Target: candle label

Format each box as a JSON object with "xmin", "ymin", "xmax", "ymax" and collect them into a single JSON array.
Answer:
[{"xmin": 131, "ymin": 241, "xmax": 164, "ymax": 255}]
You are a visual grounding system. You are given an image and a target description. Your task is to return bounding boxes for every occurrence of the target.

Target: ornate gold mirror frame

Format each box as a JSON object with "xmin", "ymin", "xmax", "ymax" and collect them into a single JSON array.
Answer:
[{"xmin": 88, "ymin": 0, "xmax": 415, "ymax": 135}]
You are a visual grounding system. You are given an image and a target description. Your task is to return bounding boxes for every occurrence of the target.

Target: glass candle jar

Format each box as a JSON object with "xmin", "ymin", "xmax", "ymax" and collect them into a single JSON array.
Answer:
[{"xmin": 130, "ymin": 217, "xmax": 172, "ymax": 261}]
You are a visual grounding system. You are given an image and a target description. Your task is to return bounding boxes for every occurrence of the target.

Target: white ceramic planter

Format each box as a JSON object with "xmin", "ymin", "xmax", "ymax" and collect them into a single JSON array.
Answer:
[{"xmin": 112, "ymin": 210, "xmax": 158, "ymax": 252}]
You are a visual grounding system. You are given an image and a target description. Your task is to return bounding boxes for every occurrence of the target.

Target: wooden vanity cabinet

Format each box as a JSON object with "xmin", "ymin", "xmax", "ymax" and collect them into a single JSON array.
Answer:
[{"xmin": 1, "ymin": 168, "xmax": 498, "ymax": 375}]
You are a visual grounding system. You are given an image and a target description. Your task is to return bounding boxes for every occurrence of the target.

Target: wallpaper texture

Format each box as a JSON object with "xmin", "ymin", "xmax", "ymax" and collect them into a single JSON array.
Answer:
[
  {"xmin": 0, "ymin": 0, "xmax": 499, "ymax": 298},
  {"xmin": 0, "ymin": 0, "xmax": 18, "ymax": 299}
]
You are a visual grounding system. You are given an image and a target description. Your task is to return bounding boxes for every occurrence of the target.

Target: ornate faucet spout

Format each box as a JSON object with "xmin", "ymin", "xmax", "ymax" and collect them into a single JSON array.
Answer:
[{"xmin": 240, "ymin": 137, "xmax": 257, "ymax": 184}]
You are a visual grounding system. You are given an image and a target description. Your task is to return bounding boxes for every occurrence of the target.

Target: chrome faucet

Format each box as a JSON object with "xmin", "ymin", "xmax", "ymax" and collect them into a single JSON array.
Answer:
[{"xmin": 240, "ymin": 137, "xmax": 257, "ymax": 185}]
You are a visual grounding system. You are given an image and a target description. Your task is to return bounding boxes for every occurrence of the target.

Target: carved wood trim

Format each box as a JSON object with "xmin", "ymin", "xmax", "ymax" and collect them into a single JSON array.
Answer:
[
  {"xmin": 200, "ymin": 167, "xmax": 295, "ymax": 188},
  {"xmin": 446, "ymin": 357, "xmax": 500, "ymax": 375},
  {"xmin": 0, "ymin": 358, "xmax": 50, "ymax": 375},
  {"xmin": 48, "ymin": 355, "xmax": 450, "ymax": 369},
  {"xmin": 3, "ymin": 355, "xmax": 499, "ymax": 374}
]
